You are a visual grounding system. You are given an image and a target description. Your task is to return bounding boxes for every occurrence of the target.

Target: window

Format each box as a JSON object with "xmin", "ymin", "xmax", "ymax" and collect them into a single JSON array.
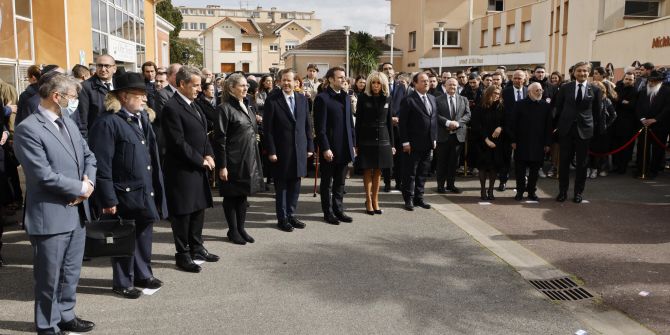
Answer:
[
  {"xmin": 493, "ymin": 27, "xmax": 502, "ymax": 45},
  {"xmin": 488, "ymin": 0, "xmax": 504, "ymax": 11},
  {"xmin": 433, "ymin": 29, "xmax": 460, "ymax": 47},
  {"xmin": 251, "ymin": 11, "xmax": 260, "ymax": 18},
  {"xmin": 409, "ymin": 31, "xmax": 416, "ymax": 50},
  {"xmin": 182, "ymin": 22, "xmax": 188, "ymax": 30},
  {"xmin": 285, "ymin": 40, "xmax": 298, "ymax": 51},
  {"xmin": 506, "ymin": 24, "xmax": 516, "ymax": 43},
  {"xmin": 199, "ymin": 23, "xmax": 206, "ymax": 30},
  {"xmin": 190, "ymin": 22, "xmax": 198, "ymax": 30},
  {"xmin": 220, "ymin": 38, "xmax": 235, "ymax": 51},
  {"xmin": 624, "ymin": 0, "xmax": 660, "ymax": 17},
  {"xmin": 221, "ymin": 63, "xmax": 235, "ymax": 73},
  {"xmin": 562, "ymin": 2, "xmax": 569, "ymax": 31},
  {"xmin": 269, "ymin": 44, "xmax": 279, "ymax": 52},
  {"xmin": 521, "ymin": 21, "xmax": 531, "ymax": 41},
  {"xmin": 481, "ymin": 29, "xmax": 488, "ymax": 47},
  {"xmin": 242, "ymin": 42, "xmax": 252, "ymax": 52},
  {"xmin": 207, "ymin": 9, "xmax": 214, "ymax": 15},
  {"xmin": 242, "ymin": 63, "xmax": 250, "ymax": 73}
]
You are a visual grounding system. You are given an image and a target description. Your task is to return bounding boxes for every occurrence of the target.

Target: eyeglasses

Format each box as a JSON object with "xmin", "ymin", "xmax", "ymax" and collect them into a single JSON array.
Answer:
[
  {"xmin": 96, "ymin": 63, "xmax": 115, "ymax": 69},
  {"xmin": 58, "ymin": 92, "xmax": 78, "ymax": 100}
]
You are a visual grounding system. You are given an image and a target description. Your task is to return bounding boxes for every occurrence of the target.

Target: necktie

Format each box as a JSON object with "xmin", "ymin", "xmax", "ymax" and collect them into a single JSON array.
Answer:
[
  {"xmin": 189, "ymin": 103, "xmax": 202, "ymax": 122},
  {"xmin": 104, "ymin": 82, "xmax": 111, "ymax": 91},
  {"xmin": 54, "ymin": 118, "xmax": 74, "ymax": 151},
  {"xmin": 516, "ymin": 89, "xmax": 522, "ymax": 101},
  {"xmin": 449, "ymin": 96, "xmax": 455, "ymax": 119},
  {"xmin": 422, "ymin": 95, "xmax": 432, "ymax": 115},
  {"xmin": 128, "ymin": 114, "xmax": 142, "ymax": 130},
  {"xmin": 576, "ymin": 83, "xmax": 583, "ymax": 104},
  {"xmin": 288, "ymin": 96, "xmax": 295, "ymax": 115}
]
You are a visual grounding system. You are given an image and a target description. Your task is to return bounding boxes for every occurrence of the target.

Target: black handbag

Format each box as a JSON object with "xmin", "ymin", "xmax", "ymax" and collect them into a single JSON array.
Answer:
[{"xmin": 84, "ymin": 215, "xmax": 136, "ymax": 258}]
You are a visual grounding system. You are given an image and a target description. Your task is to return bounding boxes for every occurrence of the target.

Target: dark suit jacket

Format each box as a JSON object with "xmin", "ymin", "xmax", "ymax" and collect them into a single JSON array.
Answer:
[
  {"xmin": 502, "ymin": 85, "xmax": 528, "ymax": 133},
  {"xmin": 15, "ymin": 83, "xmax": 38, "ymax": 126},
  {"xmin": 435, "ymin": 93, "xmax": 471, "ymax": 143},
  {"xmin": 161, "ymin": 93, "xmax": 213, "ymax": 215},
  {"xmin": 398, "ymin": 91, "xmax": 438, "ymax": 152},
  {"xmin": 390, "ymin": 81, "xmax": 407, "ymax": 117},
  {"xmin": 77, "ymin": 75, "xmax": 115, "ymax": 137},
  {"xmin": 89, "ymin": 107, "xmax": 167, "ymax": 221},
  {"xmin": 314, "ymin": 87, "xmax": 356, "ymax": 164},
  {"xmin": 636, "ymin": 85, "xmax": 670, "ymax": 127},
  {"xmin": 555, "ymin": 81, "xmax": 602, "ymax": 139},
  {"xmin": 509, "ymin": 98, "xmax": 553, "ymax": 162},
  {"xmin": 264, "ymin": 91, "xmax": 314, "ymax": 179}
]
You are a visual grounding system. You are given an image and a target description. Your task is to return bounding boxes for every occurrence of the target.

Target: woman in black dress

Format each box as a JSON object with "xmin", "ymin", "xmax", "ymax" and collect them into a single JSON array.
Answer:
[
  {"xmin": 214, "ymin": 73, "xmax": 264, "ymax": 245},
  {"xmin": 355, "ymin": 71, "xmax": 394, "ymax": 214},
  {"xmin": 471, "ymin": 85, "xmax": 505, "ymax": 200}
]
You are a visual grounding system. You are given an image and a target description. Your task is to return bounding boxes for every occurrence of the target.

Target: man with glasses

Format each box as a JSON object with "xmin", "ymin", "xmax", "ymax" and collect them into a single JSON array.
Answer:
[
  {"xmin": 76, "ymin": 54, "xmax": 117, "ymax": 138},
  {"xmin": 455, "ymin": 70, "xmax": 468, "ymax": 94}
]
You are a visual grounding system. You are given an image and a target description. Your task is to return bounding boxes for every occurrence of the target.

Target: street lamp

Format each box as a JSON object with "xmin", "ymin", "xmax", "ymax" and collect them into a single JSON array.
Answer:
[
  {"xmin": 437, "ymin": 21, "xmax": 446, "ymax": 76},
  {"xmin": 344, "ymin": 26, "xmax": 351, "ymax": 77},
  {"xmin": 388, "ymin": 23, "xmax": 397, "ymax": 65}
]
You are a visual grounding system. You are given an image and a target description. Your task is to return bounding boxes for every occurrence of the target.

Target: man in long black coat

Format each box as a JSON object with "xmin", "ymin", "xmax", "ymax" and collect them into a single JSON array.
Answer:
[
  {"xmin": 510, "ymin": 83, "xmax": 552, "ymax": 201},
  {"xmin": 88, "ymin": 72, "xmax": 168, "ymax": 298},
  {"xmin": 314, "ymin": 66, "xmax": 356, "ymax": 225},
  {"xmin": 499, "ymin": 70, "xmax": 528, "ymax": 191},
  {"xmin": 399, "ymin": 72, "xmax": 438, "ymax": 211},
  {"xmin": 264, "ymin": 69, "xmax": 314, "ymax": 232},
  {"xmin": 162, "ymin": 66, "xmax": 218, "ymax": 273},
  {"xmin": 612, "ymin": 72, "xmax": 638, "ymax": 174},
  {"xmin": 554, "ymin": 62, "xmax": 602, "ymax": 203},
  {"xmin": 636, "ymin": 70, "xmax": 670, "ymax": 179}
]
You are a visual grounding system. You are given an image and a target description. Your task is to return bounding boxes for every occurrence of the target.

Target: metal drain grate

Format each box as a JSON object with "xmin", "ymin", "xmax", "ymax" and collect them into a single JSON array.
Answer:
[{"xmin": 529, "ymin": 277, "xmax": 594, "ymax": 301}]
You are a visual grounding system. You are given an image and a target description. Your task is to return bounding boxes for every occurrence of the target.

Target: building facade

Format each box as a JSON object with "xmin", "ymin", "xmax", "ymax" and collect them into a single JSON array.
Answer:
[
  {"xmin": 391, "ymin": 0, "xmax": 670, "ymax": 75},
  {"xmin": 179, "ymin": 5, "xmax": 321, "ymax": 72},
  {"xmin": 0, "ymin": 0, "xmax": 173, "ymax": 93}
]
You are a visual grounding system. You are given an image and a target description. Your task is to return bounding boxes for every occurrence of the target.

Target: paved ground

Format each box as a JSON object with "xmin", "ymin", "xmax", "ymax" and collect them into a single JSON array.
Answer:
[
  {"xmin": 445, "ymin": 170, "xmax": 670, "ymax": 335},
  {"xmin": 0, "ymin": 178, "xmax": 597, "ymax": 335}
]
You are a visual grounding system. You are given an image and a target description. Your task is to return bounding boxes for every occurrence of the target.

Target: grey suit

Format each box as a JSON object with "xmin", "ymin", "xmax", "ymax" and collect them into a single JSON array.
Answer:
[
  {"xmin": 14, "ymin": 108, "xmax": 96, "ymax": 333},
  {"xmin": 435, "ymin": 93, "xmax": 471, "ymax": 189}
]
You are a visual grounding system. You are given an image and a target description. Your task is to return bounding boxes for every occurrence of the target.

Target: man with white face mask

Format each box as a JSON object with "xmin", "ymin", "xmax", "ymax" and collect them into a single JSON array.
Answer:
[
  {"xmin": 509, "ymin": 83, "xmax": 552, "ymax": 201},
  {"xmin": 635, "ymin": 70, "xmax": 670, "ymax": 178},
  {"xmin": 88, "ymin": 72, "xmax": 168, "ymax": 299}
]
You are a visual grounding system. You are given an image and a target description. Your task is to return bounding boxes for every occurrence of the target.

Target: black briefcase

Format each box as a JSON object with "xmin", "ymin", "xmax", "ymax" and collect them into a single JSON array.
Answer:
[{"xmin": 84, "ymin": 216, "xmax": 136, "ymax": 258}]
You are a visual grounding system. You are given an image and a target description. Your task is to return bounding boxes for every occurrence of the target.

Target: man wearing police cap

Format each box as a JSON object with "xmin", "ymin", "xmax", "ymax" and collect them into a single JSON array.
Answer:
[{"xmin": 88, "ymin": 72, "xmax": 168, "ymax": 299}]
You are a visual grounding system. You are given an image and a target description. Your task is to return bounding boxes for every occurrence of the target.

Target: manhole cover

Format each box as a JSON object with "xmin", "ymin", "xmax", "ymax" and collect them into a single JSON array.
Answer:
[{"xmin": 529, "ymin": 277, "xmax": 594, "ymax": 301}]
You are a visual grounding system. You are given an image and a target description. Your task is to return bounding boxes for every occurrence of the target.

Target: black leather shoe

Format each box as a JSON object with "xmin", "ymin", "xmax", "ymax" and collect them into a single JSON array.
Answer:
[
  {"xmin": 514, "ymin": 193, "xmax": 523, "ymax": 201},
  {"xmin": 278, "ymin": 219, "xmax": 295, "ymax": 231},
  {"xmin": 447, "ymin": 186, "xmax": 462, "ymax": 194},
  {"xmin": 374, "ymin": 209, "xmax": 383, "ymax": 215},
  {"xmin": 134, "ymin": 276, "xmax": 163, "ymax": 289},
  {"xmin": 487, "ymin": 190, "xmax": 495, "ymax": 201},
  {"xmin": 573, "ymin": 193, "xmax": 583, "ymax": 203},
  {"xmin": 334, "ymin": 212, "xmax": 353, "ymax": 223},
  {"xmin": 112, "ymin": 287, "xmax": 142, "ymax": 299},
  {"xmin": 323, "ymin": 214, "xmax": 340, "ymax": 225},
  {"xmin": 528, "ymin": 193, "xmax": 539, "ymax": 201},
  {"xmin": 58, "ymin": 317, "xmax": 95, "ymax": 333},
  {"xmin": 384, "ymin": 184, "xmax": 391, "ymax": 192},
  {"xmin": 413, "ymin": 198, "xmax": 431, "ymax": 209},
  {"xmin": 480, "ymin": 190, "xmax": 487, "ymax": 200},
  {"xmin": 288, "ymin": 217, "xmax": 306, "ymax": 229},
  {"xmin": 192, "ymin": 249, "xmax": 220, "ymax": 262},
  {"xmin": 556, "ymin": 192, "xmax": 567, "ymax": 202},
  {"xmin": 497, "ymin": 183, "xmax": 506, "ymax": 192},
  {"xmin": 404, "ymin": 199, "xmax": 414, "ymax": 211},
  {"xmin": 227, "ymin": 230, "xmax": 247, "ymax": 245},
  {"xmin": 175, "ymin": 253, "xmax": 201, "ymax": 273},
  {"xmin": 437, "ymin": 187, "xmax": 447, "ymax": 194}
]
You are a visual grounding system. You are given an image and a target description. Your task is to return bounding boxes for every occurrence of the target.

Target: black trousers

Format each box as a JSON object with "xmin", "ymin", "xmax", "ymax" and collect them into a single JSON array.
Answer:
[
  {"xmin": 498, "ymin": 141, "xmax": 513, "ymax": 183},
  {"xmin": 319, "ymin": 161, "xmax": 349, "ymax": 215},
  {"xmin": 274, "ymin": 177, "xmax": 301, "ymax": 220},
  {"xmin": 112, "ymin": 212, "xmax": 154, "ymax": 288},
  {"xmin": 559, "ymin": 131, "xmax": 590, "ymax": 195},
  {"xmin": 402, "ymin": 149, "xmax": 431, "ymax": 200},
  {"xmin": 170, "ymin": 209, "xmax": 205, "ymax": 255},
  {"xmin": 435, "ymin": 134, "xmax": 462, "ymax": 188},
  {"xmin": 611, "ymin": 131, "xmax": 637, "ymax": 172},
  {"xmin": 636, "ymin": 126, "xmax": 669, "ymax": 175},
  {"xmin": 515, "ymin": 160, "xmax": 542, "ymax": 195}
]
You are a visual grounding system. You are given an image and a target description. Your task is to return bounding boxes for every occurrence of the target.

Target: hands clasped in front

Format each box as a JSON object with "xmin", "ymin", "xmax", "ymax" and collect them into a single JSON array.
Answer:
[{"xmin": 69, "ymin": 175, "xmax": 94, "ymax": 206}]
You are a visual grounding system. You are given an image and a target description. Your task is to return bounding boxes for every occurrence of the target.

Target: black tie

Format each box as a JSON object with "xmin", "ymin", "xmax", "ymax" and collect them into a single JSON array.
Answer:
[
  {"xmin": 576, "ymin": 83, "xmax": 583, "ymax": 104},
  {"xmin": 128, "ymin": 114, "xmax": 141, "ymax": 130},
  {"xmin": 189, "ymin": 103, "xmax": 202, "ymax": 122},
  {"xmin": 104, "ymin": 82, "xmax": 111, "ymax": 91},
  {"xmin": 54, "ymin": 118, "xmax": 74, "ymax": 151},
  {"xmin": 449, "ymin": 96, "xmax": 455, "ymax": 119}
]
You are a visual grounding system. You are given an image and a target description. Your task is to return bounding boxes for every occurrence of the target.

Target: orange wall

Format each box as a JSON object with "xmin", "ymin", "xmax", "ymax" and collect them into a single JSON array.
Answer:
[
  {"xmin": 67, "ymin": 0, "xmax": 93, "ymax": 67},
  {"xmin": 33, "ymin": 0, "xmax": 68, "ymax": 66},
  {"xmin": 144, "ymin": 1, "xmax": 156, "ymax": 63}
]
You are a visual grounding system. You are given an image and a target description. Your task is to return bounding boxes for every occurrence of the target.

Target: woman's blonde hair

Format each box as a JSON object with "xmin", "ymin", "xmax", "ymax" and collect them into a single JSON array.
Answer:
[{"xmin": 364, "ymin": 71, "xmax": 390, "ymax": 97}]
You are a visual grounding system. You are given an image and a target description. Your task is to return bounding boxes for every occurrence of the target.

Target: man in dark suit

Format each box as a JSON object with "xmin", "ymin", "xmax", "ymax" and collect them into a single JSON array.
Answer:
[
  {"xmin": 154, "ymin": 63, "xmax": 182, "ymax": 161},
  {"xmin": 498, "ymin": 69, "xmax": 528, "ymax": 191},
  {"xmin": 14, "ymin": 73, "xmax": 97, "ymax": 334},
  {"xmin": 399, "ymin": 72, "xmax": 438, "ymax": 211},
  {"xmin": 554, "ymin": 61, "xmax": 602, "ymax": 203},
  {"xmin": 141, "ymin": 61, "xmax": 159, "ymax": 112},
  {"xmin": 264, "ymin": 69, "xmax": 314, "ymax": 232},
  {"xmin": 435, "ymin": 78, "xmax": 471, "ymax": 194},
  {"xmin": 612, "ymin": 72, "xmax": 638, "ymax": 174},
  {"xmin": 381, "ymin": 62, "xmax": 407, "ymax": 191},
  {"xmin": 510, "ymin": 83, "xmax": 553, "ymax": 201},
  {"xmin": 636, "ymin": 70, "xmax": 670, "ymax": 178},
  {"xmin": 88, "ymin": 72, "xmax": 168, "ymax": 299},
  {"xmin": 162, "ymin": 66, "xmax": 218, "ymax": 273},
  {"xmin": 314, "ymin": 66, "xmax": 356, "ymax": 224},
  {"xmin": 76, "ymin": 54, "xmax": 117, "ymax": 138}
]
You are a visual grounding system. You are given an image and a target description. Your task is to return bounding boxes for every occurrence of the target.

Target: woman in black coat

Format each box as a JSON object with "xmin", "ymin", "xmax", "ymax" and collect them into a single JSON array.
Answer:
[
  {"xmin": 214, "ymin": 73, "xmax": 264, "ymax": 245},
  {"xmin": 355, "ymin": 71, "xmax": 394, "ymax": 214},
  {"xmin": 471, "ymin": 85, "xmax": 505, "ymax": 200}
]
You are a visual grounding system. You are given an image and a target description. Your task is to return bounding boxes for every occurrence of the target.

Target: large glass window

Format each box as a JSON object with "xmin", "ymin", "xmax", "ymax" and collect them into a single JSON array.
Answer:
[
  {"xmin": 624, "ymin": 0, "xmax": 660, "ymax": 17},
  {"xmin": 91, "ymin": 0, "xmax": 100, "ymax": 30},
  {"xmin": 16, "ymin": 0, "xmax": 32, "ymax": 18},
  {"xmin": 92, "ymin": 0, "xmax": 146, "ymax": 60}
]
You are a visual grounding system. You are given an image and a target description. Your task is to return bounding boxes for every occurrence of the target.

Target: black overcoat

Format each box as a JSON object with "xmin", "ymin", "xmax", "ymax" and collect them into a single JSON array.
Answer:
[
  {"xmin": 355, "ymin": 93, "xmax": 393, "ymax": 169},
  {"xmin": 314, "ymin": 87, "xmax": 356, "ymax": 164},
  {"xmin": 162, "ymin": 93, "xmax": 214, "ymax": 215},
  {"xmin": 214, "ymin": 96, "xmax": 264, "ymax": 197},
  {"xmin": 509, "ymin": 98, "xmax": 553, "ymax": 162},
  {"xmin": 471, "ymin": 102, "xmax": 506, "ymax": 170},
  {"xmin": 263, "ymin": 91, "xmax": 314, "ymax": 179},
  {"xmin": 398, "ymin": 91, "xmax": 438, "ymax": 152}
]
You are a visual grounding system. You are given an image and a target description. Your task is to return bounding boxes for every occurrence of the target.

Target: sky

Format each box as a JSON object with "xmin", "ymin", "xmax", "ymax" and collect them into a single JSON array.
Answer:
[{"xmin": 171, "ymin": 0, "xmax": 392, "ymax": 36}]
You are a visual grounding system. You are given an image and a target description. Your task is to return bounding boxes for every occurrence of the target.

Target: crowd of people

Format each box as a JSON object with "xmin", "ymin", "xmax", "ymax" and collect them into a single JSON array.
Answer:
[{"xmin": 0, "ymin": 55, "xmax": 668, "ymax": 334}]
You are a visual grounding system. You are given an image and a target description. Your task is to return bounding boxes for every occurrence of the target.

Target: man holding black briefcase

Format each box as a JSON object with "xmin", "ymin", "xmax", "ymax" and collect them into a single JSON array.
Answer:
[{"xmin": 89, "ymin": 72, "xmax": 168, "ymax": 299}]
